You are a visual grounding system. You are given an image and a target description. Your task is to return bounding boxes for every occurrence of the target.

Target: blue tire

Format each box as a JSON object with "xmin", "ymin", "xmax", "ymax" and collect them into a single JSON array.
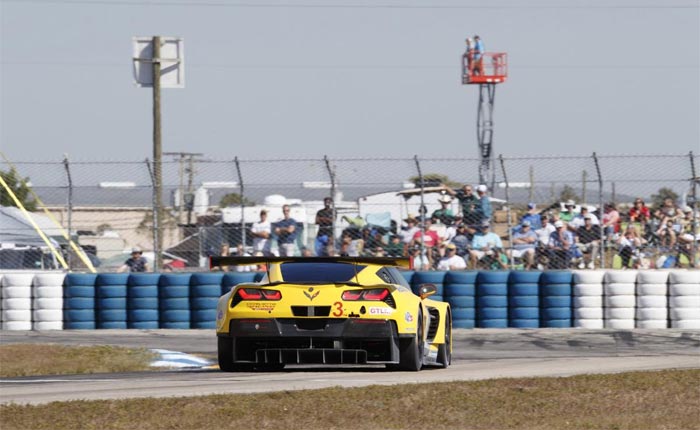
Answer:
[
  {"xmin": 160, "ymin": 309, "xmax": 191, "ymax": 322},
  {"xmin": 509, "ymin": 283, "xmax": 539, "ymax": 296},
  {"xmin": 190, "ymin": 321, "xmax": 216, "ymax": 329},
  {"xmin": 191, "ymin": 309, "xmax": 216, "ymax": 322},
  {"xmin": 430, "ymin": 295, "xmax": 443, "ymax": 302},
  {"xmin": 508, "ymin": 271, "xmax": 542, "ymax": 284},
  {"xmin": 190, "ymin": 284, "xmax": 222, "ymax": 297},
  {"xmin": 541, "ymin": 319, "xmax": 572, "ymax": 328},
  {"xmin": 98, "ymin": 321, "xmax": 127, "ymax": 329},
  {"xmin": 159, "ymin": 285, "xmax": 189, "ymax": 299},
  {"xmin": 541, "ymin": 307, "xmax": 572, "ymax": 320},
  {"xmin": 478, "ymin": 319, "xmax": 508, "ymax": 328},
  {"xmin": 128, "ymin": 297, "xmax": 158, "ymax": 309},
  {"xmin": 451, "ymin": 307, "xmax": 476, "ymax": 319},
  {"xmin": 64, "ymin": 273, "xmax": 98, "ymax": 287},
  {"xmin": 97, "ymin": 297, "xmax": 127, "ymax": 310},
  {"xmin": 413, "ymin": 271, "xmax": 447, "ymax": 284},
  {"xmin": 128, "ymin": 273, "xmax": 161, "ymax": 287},
  {"xmin": 64, "ymin": 297, "xmax": 95, "ymax": 310},
  {"xmin": 477, "ymin": 295, "xmax": 507, "ymax": 308},
  {"xmin": 476, "ymin": 283, "xmax": 508, "ymax": 296},
  {"xmin": 64, "ymin": 285, "xmax": 95, "ymax": 298},
  {"xmin": 159, "ymin": 298, "xmax": 190, "ymax": 311},
  {"xmin": 447, "ymin": 296, "xmax": 475, "ymax": 308},
  {"xmin": 97, "ymin": 309, "xmax": 127, "ymax": 322},
  {"xmin": 190, "ymin": 273, "xmax": 224, "ymax": 286},
  {"xmin": 477, "ymin": 271, "xmax": 510, "ymax": 284},
  {"xmin": 540, "ymin": 284, "xmax": 571, "ymax": 297},
  {"xmin": 159, "ymin": 273, "xmax": 192, "ymax": 287},
  {"xmin": 97, "ymin": 285, "xmax": 127, "ymax": 298},
  {"xmin": 128, "ymin": 321, "xmax": 159, "ymax": 329},
  {"xmin": 509, "ymin": 307, "xmax": 539, "ymax": 319},
  {"xmin": 399, "ymin": 270, "xmax": 414, "ymax": 284},
  {"xmin": 222, "ymin": 272, "xmax": 257, "ymax": 288},
  {"xmin": 444, "ymin": 284, "xmax": 476, "ymax": 297},
  {"xmin": 160, "ymin": 321, "xmax": 190, "ymax": 329},
  {"xmin": 253, "ymin": 272, "xmax": 265, "ymax": 282},
  {"xmin": 453, "ymin": 319, "xmax": 475, "ymax": 329},
  {"xmin": 478, "ymin": 307, "xmax": 508, "ymax": 319},
  {"xmin": 541, "ymin": 296, "xmax": 571, "ymax": 308},
  {"xmin": 509, "ymin": 295, "xmax": 539, "ymax": 307},
  {"xmin": 128, "ymin": 285, "xmax": 158, "ymax": 298},
  {"xmin": 64, "ymin": 321, "xmax": 96, "ymax": 330},
  {"xmin": 96, "ymin": 273, "xmax": 129, "ymax": 286},
  {"xmin": 509, "ymin": 319, "xmax": 540, "ymax": 328},
  {"xmin": 190, "ymin": 297, "xmax": 219, "ymax": 310},
  {"xmin": 540, "ymin": 271, "xmax": 573, "ymax": 284},
  {"xmin": 445, "ymin": 271, "xmax": 479, "ymax": 284},
  {"xmin": 128, "ymin": 309, "xmax": 159, "ymax": 321},
  {"xmin": 65, "ymin": 309, "xmax": 95, "ymax": 322}
]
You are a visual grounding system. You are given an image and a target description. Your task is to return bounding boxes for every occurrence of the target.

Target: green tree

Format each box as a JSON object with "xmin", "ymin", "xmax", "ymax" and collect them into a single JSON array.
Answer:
[
  {"xmin": 219, "ymin": 193, "xmax": 256, "ymax": 208},
  {"xmin": 407, "ymin": 173, "xmax": 461, "ymax": 188},
  {"xmin": 558, "ymin": 185, "xmax": 581, "ymax": 204},
  {"xmin": 0, "ymin": 168, "xmax": 37, "ymax": 211},
  {"xmin": 650, "ymin": 187, "xmax": 679, "ymax": 210}
]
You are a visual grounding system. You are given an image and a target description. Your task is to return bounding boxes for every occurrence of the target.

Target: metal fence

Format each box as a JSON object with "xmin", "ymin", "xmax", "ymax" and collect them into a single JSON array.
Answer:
[{"xmin": 1, "ymin": 153, "xmax": 698, "ymax": 272}]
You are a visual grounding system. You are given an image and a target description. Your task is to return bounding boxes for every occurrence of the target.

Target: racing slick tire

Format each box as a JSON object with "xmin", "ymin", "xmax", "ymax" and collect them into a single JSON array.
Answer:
[
  {"xmin": 217, "ymin": 336, "xmax": 253, "ymax": 372},
  {"xmin": 388, "ymin": 309, "xmax": 424, "ymax": 371},
  {"xmin": 437, "ymin": 312, "xmax": 452, "ymax": 368}
]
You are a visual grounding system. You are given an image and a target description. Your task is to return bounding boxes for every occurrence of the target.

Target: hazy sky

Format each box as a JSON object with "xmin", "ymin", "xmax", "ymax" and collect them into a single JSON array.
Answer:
[{"xmin": 1, "ymin": 0, "xmax": 698, "ymax": 162}]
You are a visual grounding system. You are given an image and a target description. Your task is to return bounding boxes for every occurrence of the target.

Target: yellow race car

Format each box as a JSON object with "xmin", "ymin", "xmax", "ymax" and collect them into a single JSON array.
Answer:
[{"xmin": 211, "ymin": 256, "xmax": 452, "ymax": 371}]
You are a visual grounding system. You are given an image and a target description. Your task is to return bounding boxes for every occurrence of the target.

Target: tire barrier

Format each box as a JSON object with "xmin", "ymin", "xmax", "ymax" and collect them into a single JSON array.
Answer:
[
  {"xmin": 159, "ymin": 273, "xmax": 192, "ymax": 329},
  {"xmin": 127, "ymin": 274, "xmax": 160, "ymax": 329},
  {"xmin": 539, "ymin": 271, "xmax": 572, "ymax": 328},
  {"xmin": 190, "ymin": 273, "xmax": 224, "ymax": 329},
  {"xmin": 96, "ymin": 274, "xmax": 129, "ymax": 329},
  {"xmin": 412, "ymin": 271, "xmax": 445, "ymax": 302},
  {"xmin": 222, "ymin": 272, "xmax": 258, "ymax": 296},
  {"xmin": 604, "ymin": 270, "xmax": 637, "ymax": 329},
  {"xmin": 669, "ymin": 271, "xmax": 700, "ymax": 329},
  {"xmin": 572, "ymin": 270, "xmax": 605, "ymax": 329},
  {"xmin": 445, "ymin": 271, "xmax": 477, "ymax": 329},
  {"xmin": 1, "ymin": 273, "xmax": 34, "ymax": 331},
  {"xmin": 636, "ymin": 270, "xmax": 669, "ymax": 329},
  {"xmin": 32, "ymin": 273, "xmax": 65, "ymax": 330},
  {"xmin": 399, "ymin": 270, "xmax": 415, "ymax": 286},
  {"xmin": 64, "ymin": 273, "xmax": 97, "ymax": 329},
  {"xmin": 508, "ymin": 271, "xmax": 541, "ymax": 328},
  {"xmin": 476, "ymin": 271, "xmax": 509, "ymax": 328}
]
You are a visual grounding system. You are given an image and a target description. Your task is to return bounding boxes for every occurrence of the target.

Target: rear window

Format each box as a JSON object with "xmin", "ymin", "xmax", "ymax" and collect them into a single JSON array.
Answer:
[{"xmin": 280, "ymin": 262, "xmax": 367, "ymax": 283}]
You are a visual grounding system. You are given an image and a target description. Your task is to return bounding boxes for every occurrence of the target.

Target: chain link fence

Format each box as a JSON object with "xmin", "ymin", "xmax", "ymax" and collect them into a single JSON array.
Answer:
[{"xmin": 1, "ymin": 153, "xmax": 698, "ymax": 272}]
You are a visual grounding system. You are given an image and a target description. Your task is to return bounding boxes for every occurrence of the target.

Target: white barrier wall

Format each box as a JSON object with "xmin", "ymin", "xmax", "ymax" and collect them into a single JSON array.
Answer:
[
  {"xmin": 573, "ymin": 270, "xmax": 605, "ymax": 329},
  {"xmin": 669, "ymin": 271, "xmax": 700, "ymax": 329},
  {"xmin": 604, "ymin": 270, "xmax": 638, "ymax": 329},
  {"xmin": 636, "ymin": 271, "xmax": 669, "ymax": 329},
  {"xmin": 1, "ymin": 273, "xmax": 34, "ymax": 331},
  {"xmin": 32, "ymin": 273, "xmax": 65, "ymax": 330}
]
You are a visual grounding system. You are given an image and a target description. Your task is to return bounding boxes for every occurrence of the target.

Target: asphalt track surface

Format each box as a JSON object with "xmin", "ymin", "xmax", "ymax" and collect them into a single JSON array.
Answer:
[{"xmin": 1, "ymin": 329, "xmax": 699, "ymax": 405}]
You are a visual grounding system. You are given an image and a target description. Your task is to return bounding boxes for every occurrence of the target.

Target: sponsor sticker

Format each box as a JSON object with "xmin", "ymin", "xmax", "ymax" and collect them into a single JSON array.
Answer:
[
  {"xmin": 216, "ymin": 309, "xmax": 224, "ymax": 320},
  {"xmin": 404, "ymin": 311, "xmax": 414, "ymax": 323},
  {"xmin": 369, "ymin": 307, "xmax": 393, "ymax": 316},
  {"xmin": 245, "ymin": 303, "xmax": 276, "ymax": 312}
]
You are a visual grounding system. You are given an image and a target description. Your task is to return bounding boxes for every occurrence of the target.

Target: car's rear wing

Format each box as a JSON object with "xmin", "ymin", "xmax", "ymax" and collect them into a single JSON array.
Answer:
[{"xmin": 209, "ymin": 256, "xmax": 411, "ymax": 270}]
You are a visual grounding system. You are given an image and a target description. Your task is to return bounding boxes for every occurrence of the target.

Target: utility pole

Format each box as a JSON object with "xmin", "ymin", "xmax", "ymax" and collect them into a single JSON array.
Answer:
[
  {"xmin": 164, "ymin": 151, "xmax": 203, "ymax": 232},
  {"xmin": 153, "ymin": 36, "xmax": 163, "ymax": 272}
]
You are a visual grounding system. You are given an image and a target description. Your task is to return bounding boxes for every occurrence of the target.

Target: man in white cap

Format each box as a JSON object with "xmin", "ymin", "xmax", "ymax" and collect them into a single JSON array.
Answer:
[
  {"xmin": 509, "ymin": 220, "xmax": 537, "ymax": 270},
  {"xmin": 119, "ymin": 247, "xmax": 149, "ymax": 272},
  {"xmin": 469, "ymin": 220, "xmax": 503, "ymax": 269},
  {"xmin": 437, "ymin": 243, "xmax": 467, "ymax": 271},
  {"xmin": 560, "ymin": 199, "xmax": 578, "ymax": 223},
  {"xmin": 548, "ymin": 220, "xmax": 575, "ymax": 269},
  {"xmin": 475, "ymin": 184, "xmax": 492, "ymax": 223},
  {"xmin": 432, "ymin": 194, "xmax": 454, "ymax": 221}
]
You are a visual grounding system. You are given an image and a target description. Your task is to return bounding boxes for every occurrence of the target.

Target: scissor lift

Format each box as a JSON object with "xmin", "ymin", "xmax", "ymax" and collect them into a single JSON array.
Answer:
[{"xmin": 462, "ymin": 52, "xmax": 508, "ymax": 186}]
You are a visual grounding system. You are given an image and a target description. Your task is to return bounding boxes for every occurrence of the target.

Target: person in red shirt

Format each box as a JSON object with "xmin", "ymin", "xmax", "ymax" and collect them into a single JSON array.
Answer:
[
  {"xmin": 629, "ymin": 198, "xmax": 650, "ymax": 223},
  {"xmin": 411, "ymin": 218, "xmax": 440, "ymax": 268}
]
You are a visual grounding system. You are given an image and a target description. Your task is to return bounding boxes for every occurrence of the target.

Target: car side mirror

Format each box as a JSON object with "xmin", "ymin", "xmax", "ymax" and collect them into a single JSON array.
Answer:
[{"xmin": 419, "ymin": 283, "xmax": 437, "ymax": 299}]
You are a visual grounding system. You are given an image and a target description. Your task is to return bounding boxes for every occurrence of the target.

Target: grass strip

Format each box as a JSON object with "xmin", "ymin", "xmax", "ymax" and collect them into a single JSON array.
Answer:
[
  {"xmin": 0, "ymin": 344, "xmax": 156, "ymax": 377},
  {"xmin": 2, "ymin": 369, "xmax": 699, "ymax": 430}
]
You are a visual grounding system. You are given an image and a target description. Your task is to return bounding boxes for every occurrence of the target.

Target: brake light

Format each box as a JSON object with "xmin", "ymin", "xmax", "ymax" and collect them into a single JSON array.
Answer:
[
  {"xmin": 341, "ymin": 288, "xmax": 390, "ymax": 301},
  {"xmin": 261, "ymin": 290, "xmax": 282, "ymax": 300},
  {"xmin": 237, "ymin": 288, "xmax": 281, "ymax": 301}
]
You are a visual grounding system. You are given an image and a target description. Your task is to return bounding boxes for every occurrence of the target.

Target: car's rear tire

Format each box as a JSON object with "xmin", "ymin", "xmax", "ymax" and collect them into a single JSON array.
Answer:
[
  {"xmin": 218, "ymin": 336, "xmax": 253, "ymax": 372},
  {"xmin": 396, "ymin": 309, "xmax": 423, "ymax": 371},
  {"xmin": 437, "ymin": 312, "xmax": 452, "ymax": 368}
]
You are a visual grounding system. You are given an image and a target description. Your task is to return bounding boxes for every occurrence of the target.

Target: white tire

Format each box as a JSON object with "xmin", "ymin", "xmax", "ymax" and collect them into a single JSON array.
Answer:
[
  {"xmin": 636, "ymin": 271, "xmax": 670, "ymax": 284},
  {"xmin": 605, "ymin": 270, "xmax": 638, "ymax": 284},
  {"xmin": 1, "ymin": 297, "xmax": 31, "ymax": 310},
  {"xmin": 33, "ymin": 321, "xmax": 63, "ymax": 330},
  {"xmin": 2, "ymin": 320, "xmax": 32, "ymax": 331},
  {"xmin": 1, "ymin": 286, "xmax": 32, "ymax": 299},
  {"xmin": 33, "ymin": 286, "xmax": 63, "ymax": 299},
  {"xmin": 605, "ymin": 308, "xmax": 635, "ymax": 320},
  {"xmin": 2, "ymin": 309, "xmax": 32, "ymax": 322},
  {"xmin": 34, "ymin": 297, "xmax": 63, "ymax": 310},
  {"xmin": 573, "ymin": 284, "xmax": 603, "ymax": 297},
  {"xmin": 670, "ymin": 308, "xmax": 700, "ymax": 320},
  {"xmin": 669, "ymin": 284, "xmax": 700, "ymax": 297},
  {"xmin": 671, "ymin": 319, "xmax": 700, "ymax": 329},
  {"xmin": 637, "ymin": 296, "xmax": 666, "ymax": 308},
  {"xmin": 669, "ymin": 295, "xmax": 700, "ymax": 308},
  {"xmin": 33, "ymin": 309, "xmax": 63, "ymax": 321},
  {"xmin": 605, "ymin": 283, "xmax": 635, "ymax": 296},
  {"xmin": 669, "ymin": 270, "xmax": 700, "ymax": 284},
  {"xmin": 574, "ymin": 307, "xmax": 603, "ymax": 319},
  {"xmin": 573, "ymin": 296, "xmax": 603, "ymax": 308},
  {"xmin": 637, "ymin": 283, "xmax": 667, "ymax": 296},
  {"xmin": 573, "ymin": 270, "xmax": 606, "ymax": 284},
  {"xmin": 605, "ymin": 319, "xmax": 636, "ymax": 329},
  {"xmin": 574, "ymin": 319, "xmax": 604, "ymax": 329},
  {"xmin": 32, "ymin": 273, "xmax": 66, "ymax": 287},
  {"xmin": 636, "ymin": 320, "xmax": 668, "ymax": 329},
  {"xmin": 636, "ymin": 308, "xmax": 667, "ymax": 320},
  {"xmin": 1, "ymin": 273, "xmax": 35, "ymax": 288},
  {"xmin": 605, "ymin": 295, "xmax": 636, "ymax": 308}
]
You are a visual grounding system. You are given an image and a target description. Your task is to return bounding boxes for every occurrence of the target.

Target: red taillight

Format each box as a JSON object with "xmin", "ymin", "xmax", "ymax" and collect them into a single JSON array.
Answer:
[
  {"xmin": 341, "ymin": 288, "xmax": 390, "ymax": 301},
  {"xmin": 237, "ymin": 288, "xmax": 281, "ymax": 301}
]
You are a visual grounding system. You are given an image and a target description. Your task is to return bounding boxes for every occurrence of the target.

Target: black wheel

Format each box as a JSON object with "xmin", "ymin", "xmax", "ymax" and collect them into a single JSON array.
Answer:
[
  {"xmin": 397, "ymin": 309, "xmax": 424, "ymax": 371},
  {"xmin": 437, "ymin": 312, "xmax": 452, "ymax": 368},
  {"xmin": 218, "ymin": 336, "xmax": 253, "ymax": 372}
]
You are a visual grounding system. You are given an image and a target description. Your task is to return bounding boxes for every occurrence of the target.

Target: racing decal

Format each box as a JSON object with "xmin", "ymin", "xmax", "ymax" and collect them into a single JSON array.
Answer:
[
  {"xmin": 245, "ymin": 303, "xmax": 276, "ymax": 312},
  {"xmin": 404, "ymin": 311, "xmax": 414, "ymax": 323},
  {"xmin": 332, "ymin": 301, "xmax": 344, "ymax": 317},
  {"xmin": 304, "ymin": 287, "xmax": 320, "ymax": 301},
  {"xmin": 217, "ymin": 309, "xmax": 224, "ymax": 320},
  {"xmin": 369, "ymin": 307, "xmax": 393, "ymax": 316}
]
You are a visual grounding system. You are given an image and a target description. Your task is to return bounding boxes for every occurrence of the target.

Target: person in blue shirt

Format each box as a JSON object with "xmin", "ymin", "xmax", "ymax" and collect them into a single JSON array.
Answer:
[
  {"xmin": 473, "ymin": 35, "xmax": 484, "ymax": 75},
  {"xmin": 476, "ymin": 184, "xmax": 492, "ymax": 222},
  {"xmin": 468, "ymin": 221, "xmax": 503, "ymax": 268},
  {"xmin": 274, "ymin": 204, "xmax": 298, "ymax": 256},
  {"xmin": 548, "ymin": 220, "xmax": 575, "ymax": 269}
]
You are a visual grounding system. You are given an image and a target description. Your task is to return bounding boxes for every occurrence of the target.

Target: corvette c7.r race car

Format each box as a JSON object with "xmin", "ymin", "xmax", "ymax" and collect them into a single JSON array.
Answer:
[{"xmin": 211, "ymin": 256, "xmax": 452, "ymax": 372}]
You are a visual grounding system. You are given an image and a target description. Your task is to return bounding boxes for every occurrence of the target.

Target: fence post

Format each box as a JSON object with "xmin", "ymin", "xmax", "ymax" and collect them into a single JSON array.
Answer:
[
  {"xmin": 499, "ymin": 155, "xmax": 514, "ymax": 267},
  {"xmin": 689, "ymin": 151, "xmax": 697, "ymax": 267},
  {"xmin": 592, "ymin": 152, "xmax": 605, "ymax": 268},
  {"xmin": 62, "ymin": 155, "xmax": 73, "ymax": 269},
  {"xmin": 413, "ymin": 155, "xmax": 425, "ymax": 256},
  {"xmin": 146, "ymin": 158, "xmax": 159, "ymax": 272},
  {"xmin": 233, "ymin": 157, "xmax": 245, "ymax": 249},
  {"xmin": 323, "ymin": 155, "xmax": 337, "ymax": 241}
]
